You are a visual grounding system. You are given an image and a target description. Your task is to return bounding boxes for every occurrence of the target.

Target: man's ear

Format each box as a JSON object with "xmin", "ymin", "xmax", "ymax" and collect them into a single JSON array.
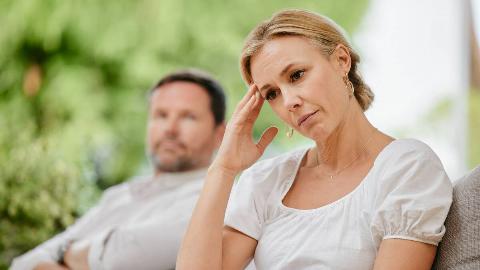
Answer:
[
  {"xmin": 331, "ymin": 44, "xmax": 351, "ymax": 74},
  {"xmin": 213, "ymin": 122, "xmax": 226, "ymax": 148}
]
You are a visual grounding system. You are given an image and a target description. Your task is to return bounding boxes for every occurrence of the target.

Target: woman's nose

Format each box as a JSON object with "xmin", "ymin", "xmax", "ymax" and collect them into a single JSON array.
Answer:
[{"xmin": 282, "ymin": 88, "xmax": 302, "ymax": 111}]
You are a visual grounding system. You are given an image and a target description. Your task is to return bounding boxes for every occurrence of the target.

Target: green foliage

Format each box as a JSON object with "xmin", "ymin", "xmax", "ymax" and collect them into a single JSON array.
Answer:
[
  {"xmin": 0, "ymin": 0, "xmax": 368, "ymax": 267},
  {"xmin": 0, "ymin": 136, "xmax": 73, "ymax": 268}
]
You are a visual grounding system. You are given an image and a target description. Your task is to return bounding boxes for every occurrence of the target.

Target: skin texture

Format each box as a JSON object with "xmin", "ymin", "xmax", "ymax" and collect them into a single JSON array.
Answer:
[
  {"xmin": 34, "ymin": 81, "xmax": 225, "ymax": 270},
  {"xmin": 177, "ymin": 36, "xmax": 437, "ymax": 270}
]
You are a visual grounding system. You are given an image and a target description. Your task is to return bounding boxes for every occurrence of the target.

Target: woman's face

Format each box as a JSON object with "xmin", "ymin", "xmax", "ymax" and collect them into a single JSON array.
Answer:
[{"xmin": 250, "ymin": 36, "xmax": 352, "ymax": 141}]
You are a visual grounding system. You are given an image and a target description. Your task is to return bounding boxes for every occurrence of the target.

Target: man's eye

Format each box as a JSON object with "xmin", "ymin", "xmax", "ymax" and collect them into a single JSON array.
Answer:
[
  {"xmin": 184, "ymin": 113, "xmax": 197, "ymax": 120},
  {"xmin": 265, "ymin": 90, "xmax": 278, "ymax": 101},
  {"xmin": 155, "ymin": 112, "xmax": 167, "ymax": 119},
  {"xmin": 290, "ymin": 70, "xmax": 305, "ymax": 82}
]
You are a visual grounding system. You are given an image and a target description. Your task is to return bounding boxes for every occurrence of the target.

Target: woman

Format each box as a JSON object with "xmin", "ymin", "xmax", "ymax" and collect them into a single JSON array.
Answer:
[{"xmin": 177, "ymin": 9, "xmax": 452, "ymax": 270}]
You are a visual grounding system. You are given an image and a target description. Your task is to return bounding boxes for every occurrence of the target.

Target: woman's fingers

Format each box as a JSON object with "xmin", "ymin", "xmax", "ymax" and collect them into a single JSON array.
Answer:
[
  {"xmin": 235, "ymin": 92, "xmax": 258, "ymax": 123},
  {"xmin": 236, "ymin": 84, "xmax": 258, "ymax": 109},
  {"xmin": 256, "ymin": 126, "xmax": 278, "ymax": 153},
  {"xmin": 247, "ymin": 91, "xmax": 264, "ymax": 121}
]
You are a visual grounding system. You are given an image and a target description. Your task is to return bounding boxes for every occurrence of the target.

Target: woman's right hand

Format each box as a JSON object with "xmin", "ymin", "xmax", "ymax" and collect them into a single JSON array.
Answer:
[{"xmin": 212, "ymin": 84, "xmax": 278, "ymax": 175}]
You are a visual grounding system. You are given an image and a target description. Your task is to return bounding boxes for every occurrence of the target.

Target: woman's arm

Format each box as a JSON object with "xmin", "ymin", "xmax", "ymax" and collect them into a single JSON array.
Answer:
[
  {"xmin": 176, "ymin": 85, "xmax": 277, "ymax": 270},
  {"xmin": 373, "ymin": 239, "xmax": 437, "ymax": 270},
  {"xmin": 176, "ymin": 167, "xmax": 256, "ymax": 270}
]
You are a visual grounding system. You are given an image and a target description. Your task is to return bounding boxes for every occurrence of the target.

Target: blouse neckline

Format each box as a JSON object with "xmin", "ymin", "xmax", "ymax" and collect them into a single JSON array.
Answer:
[{"xmin": 278, "ymin": 139, "xmax": 400, "ymax": 214}]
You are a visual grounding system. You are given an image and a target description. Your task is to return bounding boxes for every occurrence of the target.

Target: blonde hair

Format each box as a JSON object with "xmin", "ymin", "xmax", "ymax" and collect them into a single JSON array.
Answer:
[{"xmin": 240, "ymin": 9, "xmax": 374, "ymax": 111}]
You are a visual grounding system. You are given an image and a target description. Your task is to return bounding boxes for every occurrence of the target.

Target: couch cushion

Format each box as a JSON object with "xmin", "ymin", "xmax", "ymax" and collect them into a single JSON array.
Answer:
[{"xmin": 433, "ymin": 166, "xmax": 480, "ymax": 269}]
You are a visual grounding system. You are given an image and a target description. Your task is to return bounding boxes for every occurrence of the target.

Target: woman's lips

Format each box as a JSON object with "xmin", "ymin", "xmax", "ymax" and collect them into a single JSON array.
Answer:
[{"xmin": 297, "ymin": 110, "xmax": 319, "ymax": 127}]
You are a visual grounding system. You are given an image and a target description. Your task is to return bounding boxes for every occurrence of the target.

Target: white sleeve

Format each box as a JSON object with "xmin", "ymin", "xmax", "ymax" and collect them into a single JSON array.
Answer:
[
  {"xmin": 10, "ymin": 204, "xmax": 103, "ymax": 270},
  {"xmin": 9, "ymin": 233, "xmax": 67, "ymax": 270},
  {"xmin": 87, "ymin": 219, "xmax": 187, "ymax": 270},
  {"xmin": 224, "ymin": 166, "xmax": 269, "ymax": 240},
  {"xmin": 87, "ymin": 197, "xmax": 199, "ymax": 270},
  {"xmin": 10, "ymin": 185, "xmax": 122, "ymax": 270},
  {"xmin": 371, "ymin": 141, "xmax": 453, "ymax": 246}
]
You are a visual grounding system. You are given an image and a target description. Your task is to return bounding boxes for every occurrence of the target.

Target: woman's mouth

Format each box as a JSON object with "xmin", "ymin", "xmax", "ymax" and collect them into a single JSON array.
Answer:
[{"xmin": 297, "ymin": 110, "xmax": 319, "ymax": 127}]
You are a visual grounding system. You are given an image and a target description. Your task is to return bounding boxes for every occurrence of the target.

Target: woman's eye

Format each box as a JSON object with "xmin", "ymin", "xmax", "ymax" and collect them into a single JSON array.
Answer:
[
  {"xmin": 290, "ymin": 70, "xmax": 304, "ymax": 82},
  {"xmin": 265, "ymin": 90, "xmax": 278, "ymax": 101}
]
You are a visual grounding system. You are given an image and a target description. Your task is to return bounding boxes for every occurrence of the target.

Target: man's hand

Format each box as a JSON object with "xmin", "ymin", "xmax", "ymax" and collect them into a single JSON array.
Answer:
[
  {"xmin": 63, "ymin": 240, "xmax": 91, "ymax": 270},
  {"xmin": 33, "ymin": 261, "xmax": 69, "ymax": 270}
]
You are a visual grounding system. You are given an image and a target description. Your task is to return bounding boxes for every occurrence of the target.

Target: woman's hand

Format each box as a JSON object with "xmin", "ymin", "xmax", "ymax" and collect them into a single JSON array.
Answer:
[{"xmin": 212, "ymin": 84, "xmax": 278, "ymax": 175}]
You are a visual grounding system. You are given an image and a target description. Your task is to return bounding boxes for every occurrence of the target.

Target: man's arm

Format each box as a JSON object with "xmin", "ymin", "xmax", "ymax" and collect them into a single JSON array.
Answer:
[
  {"xmin": 33, "ymin": 262, "xmax": 69, "ymax": 270},
  {"xmin": 10, "ymin": 232, "xmax": 72, "ymax": 270},
  {"xmin": 85, "ymin": 213, "xmax": 196, "ymax": 270},
  {"xmin": 10, "ymin": 198, "xmax": 105, "ymax": 270}
]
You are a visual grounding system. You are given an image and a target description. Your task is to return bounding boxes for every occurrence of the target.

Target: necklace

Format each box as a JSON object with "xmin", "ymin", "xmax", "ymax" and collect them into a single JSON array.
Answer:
[{"xmin": 315, "ymin": 128, "xmax": 377, "ymax": 180}]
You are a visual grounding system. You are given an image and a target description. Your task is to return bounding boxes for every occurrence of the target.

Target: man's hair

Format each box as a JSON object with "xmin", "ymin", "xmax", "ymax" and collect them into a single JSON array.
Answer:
[{"xmin": 150, "ymin": 68, "xmax": 226, "ymax": 126}]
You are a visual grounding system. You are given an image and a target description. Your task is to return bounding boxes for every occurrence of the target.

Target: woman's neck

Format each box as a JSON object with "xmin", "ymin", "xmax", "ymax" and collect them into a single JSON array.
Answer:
[{"xmin": 313, "ymin": 105, "xmax": 376, "ymax": 171}]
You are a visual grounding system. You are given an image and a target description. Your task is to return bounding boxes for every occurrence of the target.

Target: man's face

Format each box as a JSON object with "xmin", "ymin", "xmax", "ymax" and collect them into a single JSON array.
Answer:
[{"xmin": 147, "ymin": 81, "xmax": 224, "ymax": 173}]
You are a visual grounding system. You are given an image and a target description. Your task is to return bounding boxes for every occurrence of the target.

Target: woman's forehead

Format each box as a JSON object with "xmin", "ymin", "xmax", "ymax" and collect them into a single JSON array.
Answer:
[{"xmin": 251, "ymin": 37, "xmax": 324, "ymax": 79}]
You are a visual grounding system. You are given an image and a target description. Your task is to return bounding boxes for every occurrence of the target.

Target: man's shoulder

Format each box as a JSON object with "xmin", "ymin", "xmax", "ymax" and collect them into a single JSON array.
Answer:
[{"xmin": 101, "ymin": 175, "xmax": 152, "ymax": 201}]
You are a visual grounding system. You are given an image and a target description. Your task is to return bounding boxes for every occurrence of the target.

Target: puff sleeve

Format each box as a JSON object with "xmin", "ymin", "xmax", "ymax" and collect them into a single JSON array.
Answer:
[{"xmin": 370, "ymin": 140, "xmax": 453, "ymax": 246}]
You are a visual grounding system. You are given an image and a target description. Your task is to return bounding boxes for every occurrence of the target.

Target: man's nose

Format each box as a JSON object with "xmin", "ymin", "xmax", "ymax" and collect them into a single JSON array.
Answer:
[{"xmin": 164, "ymin": 117, "xmax": 179, "ymax": 136}]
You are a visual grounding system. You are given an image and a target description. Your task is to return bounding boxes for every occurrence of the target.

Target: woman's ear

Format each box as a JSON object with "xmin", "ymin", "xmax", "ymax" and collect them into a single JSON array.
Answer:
[{"xmin": 331, "ymin": 44, "xmax": 351, "ymax": 74}]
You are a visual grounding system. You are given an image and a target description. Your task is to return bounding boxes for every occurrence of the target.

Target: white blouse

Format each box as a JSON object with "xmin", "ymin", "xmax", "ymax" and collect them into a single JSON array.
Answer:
[{"xmin": 225, "ymin": 139, "xmax": 453, "ymax": 270}]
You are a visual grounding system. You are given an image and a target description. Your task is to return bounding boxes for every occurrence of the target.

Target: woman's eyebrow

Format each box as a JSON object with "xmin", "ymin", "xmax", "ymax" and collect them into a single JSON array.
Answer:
[
  {"xmin": 279, "ymin": 63, "xmax": 295, "ymax": 77},
  {"xmin": 258, "ymin": 84, "xmax": 272, "ymax": 93},
  {"xmin": 257, "ymin": 62, "xmax": 300, "ymax": 93}
]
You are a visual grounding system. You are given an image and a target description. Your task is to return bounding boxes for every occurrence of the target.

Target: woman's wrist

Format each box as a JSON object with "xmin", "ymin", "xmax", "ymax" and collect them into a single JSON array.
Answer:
[{"xmin": 207, "ymin": 162, "xmax": 239, "ymax": 180}]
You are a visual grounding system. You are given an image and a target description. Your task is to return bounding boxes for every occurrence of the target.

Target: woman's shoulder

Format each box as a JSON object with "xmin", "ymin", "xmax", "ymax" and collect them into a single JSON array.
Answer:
[
  {"xmin": 376, "ymin": 138, "xmax": 442, "ymax": 167},
  {"xmin": 372, "ymin": 138, "xmax": 451, "ymax": 194},
  {"xmin": 369, "ymin": 139, "xmax": 453, "ymax": 245},
  {"xmin": 384, "ymin": 138, "xmax": 436, "ymax": 154}
]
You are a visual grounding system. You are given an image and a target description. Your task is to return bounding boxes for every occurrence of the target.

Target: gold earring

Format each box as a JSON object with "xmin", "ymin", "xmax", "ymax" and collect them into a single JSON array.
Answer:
[
  {"xmin": 286, "ymin": 127, "xmax": 294, "ymax": 138},
  {"xmin": 344, "ymin": 72, "xmax": 354, "ymax": 95},
  {"xmin": 348, "ymin": 80, "xmax": 354, "ymax": 95}
]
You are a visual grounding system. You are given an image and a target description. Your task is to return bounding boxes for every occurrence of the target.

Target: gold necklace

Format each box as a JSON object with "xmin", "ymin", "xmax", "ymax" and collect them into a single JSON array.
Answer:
[{"xmin": 315, "ymin": 128, "xmax": 377, "ymax": 180}]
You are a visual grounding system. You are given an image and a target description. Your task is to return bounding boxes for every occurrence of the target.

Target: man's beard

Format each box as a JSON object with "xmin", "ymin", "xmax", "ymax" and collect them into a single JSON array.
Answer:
[
  {"xmin": 149, "ymin": 153, "xmax": 195, "ymax": 173},
  {"xmin": 148, "ymin": 139, "xmax": 196, "ymax": 172}
]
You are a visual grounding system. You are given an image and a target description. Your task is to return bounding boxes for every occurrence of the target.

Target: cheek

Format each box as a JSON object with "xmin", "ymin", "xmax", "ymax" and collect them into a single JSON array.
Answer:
[
  {"xmin": 180, "ymin": 120, "xmax": 209, "ymax": 139},
  {"xmin": 305, "ymin": 77, "xmax": 339, "ymax": 106},
  {"xmin": 147, "ymin": 122, "xmax": 160, "ymax": 139},
  {"xmin": 269, "ymin": 102, "xmax": 294, "ymax": 125}
]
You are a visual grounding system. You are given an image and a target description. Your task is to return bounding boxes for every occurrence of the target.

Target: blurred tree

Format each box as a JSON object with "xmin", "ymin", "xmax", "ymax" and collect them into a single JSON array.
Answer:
[{"xmin": 0, "ymin": 0, "xmax": 368, "ymax": 267}]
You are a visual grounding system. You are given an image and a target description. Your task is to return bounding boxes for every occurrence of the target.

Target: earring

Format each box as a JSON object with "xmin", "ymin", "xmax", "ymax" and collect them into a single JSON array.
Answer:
[
  {"xmin": 286, "ymin": 127, "xmax": 294, "ymax": 138},
  {"xmin": 343, "ymin": 72, "xmax": 354, "ymax": 95}
]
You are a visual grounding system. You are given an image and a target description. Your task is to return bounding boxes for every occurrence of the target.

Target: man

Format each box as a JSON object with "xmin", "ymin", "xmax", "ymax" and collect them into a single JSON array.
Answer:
[{"xmin": 11, "ymin": 68, "xmax": 227, "ymax": 270}]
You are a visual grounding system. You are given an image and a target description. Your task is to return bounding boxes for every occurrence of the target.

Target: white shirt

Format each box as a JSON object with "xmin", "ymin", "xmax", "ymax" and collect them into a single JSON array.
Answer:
[
  {"xmin": 11, "ymin": 168, "xmax": 207, "ymax": 270},
  {"xmin": 225, "ymin": 139, "xmax": 453, "ymax": 270}
]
